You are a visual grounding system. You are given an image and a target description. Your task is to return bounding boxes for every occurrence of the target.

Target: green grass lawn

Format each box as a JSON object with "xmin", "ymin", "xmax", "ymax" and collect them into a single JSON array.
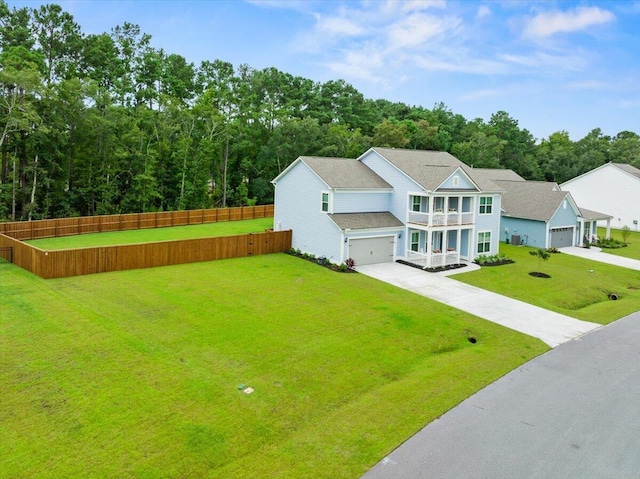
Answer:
[
  {"xmin": 597, "ymin": 227, "xmax": 640, "ymax": 260},
  {"xmin": 0, "ymin": 253, "xmax": 548, "ymax": 478},
  {"xmin": 26, "ymin": 217, "xmax": 274, "ymax": 250},
  {"xmin": 454, "ymin": 244, "xmax": 640, "ymax": 324}
]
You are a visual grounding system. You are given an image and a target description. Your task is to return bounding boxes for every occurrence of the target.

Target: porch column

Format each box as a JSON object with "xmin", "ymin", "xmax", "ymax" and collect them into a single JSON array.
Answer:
[
  {"xmin": 427, "ymin": 196, "xmax": 434, "ymax": 227},
  {"xmin": 426, "ymin": 229, "xmax": 433, "ymax": 268},
  {"xmin": 457, "ymin": 229, "xmax": 462, "ymax": 263},
  {"xmin": 578, "ymin": 219, "xmax": 585, "ymax": 246},
  {"xmin": 404, "ymin": 226, "xmax": 409, "ymax": 257},
  {"xmin": 443, "ymin": 230, "xmax": 448, "ymax": 265}
]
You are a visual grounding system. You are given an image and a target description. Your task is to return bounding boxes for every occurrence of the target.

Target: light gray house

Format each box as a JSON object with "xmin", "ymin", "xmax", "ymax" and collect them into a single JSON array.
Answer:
[
  {"xmin": 272, "ymin": 147, "xmax": 504, "ymax": 267},
  {"xmin": 561, "ymin": 162, "xmax": 640, "ymax": 231},
  {"xmin": 473, "ymin": 169, "xmax": 612, "ymax": 248}
]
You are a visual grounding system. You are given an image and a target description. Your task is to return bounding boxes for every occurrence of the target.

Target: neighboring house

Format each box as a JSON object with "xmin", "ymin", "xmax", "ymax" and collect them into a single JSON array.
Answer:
[
  {"xmin": 272, "ymin": 147, "xmax": 504, "ymax": 267},
  {"xmin": 473, "ymin": 169, "xmax": 612, "ymax": 248},
  {"xmin": 560, "ymin": 162, "xmax": 640, "ymax": 231}
]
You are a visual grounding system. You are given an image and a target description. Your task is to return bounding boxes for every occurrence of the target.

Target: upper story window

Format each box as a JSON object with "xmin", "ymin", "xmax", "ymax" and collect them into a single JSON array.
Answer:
[
  {"xmin": 321, "ymin": 192, "xmax": 329, "ymax": 212},
  {"xmin": 479, "ymin": 196, "xmax": 493, "ymax": 214},
  {"xmin": 412, "ymin": 196, "xmax": 421, "ymax": 212}
]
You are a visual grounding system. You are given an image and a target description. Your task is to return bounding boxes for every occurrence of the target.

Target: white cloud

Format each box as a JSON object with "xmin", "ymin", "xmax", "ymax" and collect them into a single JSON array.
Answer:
[
  {"xmin": 387, "ymin": 13, "xmax": 461, "ymax": 49},
  {"xmin": 414, "ymin": 53, "xmax": 510, "ymax": 75},
  {"xmin": 499, "ymin": 51, "xmax": 587, "ymax": 72},
  {"xmin": 523, "ymin": 6, "xmax": 615, "ymax": 38},
  {"xmin": 476, "ymin": 5, "xmax": 491, "ymax": 20},
  {"xmin": 314, "ymin": 13, "xmax": 365, "ymax": 38}
]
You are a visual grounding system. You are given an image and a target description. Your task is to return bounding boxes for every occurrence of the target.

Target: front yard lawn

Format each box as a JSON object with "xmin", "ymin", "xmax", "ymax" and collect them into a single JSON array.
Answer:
[
  {"xmin": 597, "ymin": 227, "xmax": 640, "ymax": 260},
  {"xmin": 25, "ymin": 217, "xmax": 274, "ymax": 250},
  {"xmin": 454, "ymin": 244, "xmax": 640, "ymax": 324},
  {"xmin": 0, "ymin": 253, "xmax": 547, "ymax": 478}
]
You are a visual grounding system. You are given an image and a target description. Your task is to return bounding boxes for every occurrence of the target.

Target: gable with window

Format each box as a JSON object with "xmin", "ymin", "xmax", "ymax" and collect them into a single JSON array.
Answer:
[{"xmin": 479, "ymin": 196, "xmax": 493, "ymax": 214}]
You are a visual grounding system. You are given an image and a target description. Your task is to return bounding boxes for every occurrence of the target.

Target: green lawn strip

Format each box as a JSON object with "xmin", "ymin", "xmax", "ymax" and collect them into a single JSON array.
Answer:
[
  {"xmin": 0, "ymin": 254, "xmax": 547, "ymax": 478},
  {"xmin": 597, "ymin": 227, "xmax": 640, "ymax": 260},
  {"xmin": 24, "ymin": 217, "xmax": 274, "ymax": 250},
  {"xmin": 454, "ymin": 243, "xmax": 640, "ymax": 324}
]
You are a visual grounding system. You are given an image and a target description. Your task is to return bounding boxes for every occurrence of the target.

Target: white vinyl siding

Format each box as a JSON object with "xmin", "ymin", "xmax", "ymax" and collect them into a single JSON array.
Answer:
[{"xmin": 273, "ymin": 163, "xmax": 341, "ymax": 261}]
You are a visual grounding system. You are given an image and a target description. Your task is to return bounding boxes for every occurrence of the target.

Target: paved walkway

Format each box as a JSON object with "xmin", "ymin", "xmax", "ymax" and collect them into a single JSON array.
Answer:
[
  {"xmin": 559, "ymin": 246, "xmax": 640, "ymax": 270},
  {"xmin": 357, "ymin": 262, "xmax": 600, "ymax": 348},
  {"xmin": 362, "ymin": 312, "xmax": 640, "ymax": 479}
]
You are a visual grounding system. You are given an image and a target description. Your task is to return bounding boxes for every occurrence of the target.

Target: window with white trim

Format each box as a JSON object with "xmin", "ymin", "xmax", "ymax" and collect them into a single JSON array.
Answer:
[
  {"xmin": 321, "ymin": 192, "xmax": 329, "ymax": 212},
  {"xmin": 412, "ymin": 196, "xmax": 421, "ymax": 212},
  {"xmin": 410, "ymin": 231, "xmax": 420, "ymax": 252},
  {"xmin": 479, "ymin": 196, "xmax": 493, "ymax": 214},
  {"xmin": 477, "ymin": 231, "xmax": 491, "ymax": 253}
]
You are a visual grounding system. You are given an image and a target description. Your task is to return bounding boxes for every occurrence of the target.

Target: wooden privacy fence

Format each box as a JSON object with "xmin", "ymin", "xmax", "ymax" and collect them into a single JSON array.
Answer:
[
  {"xmin": 0, "ymin": 205, "xmax": 274, "ymax": 241},
  {"xmin": 0, "ymin": 229, "xmax": 292, "ymax": 279}
]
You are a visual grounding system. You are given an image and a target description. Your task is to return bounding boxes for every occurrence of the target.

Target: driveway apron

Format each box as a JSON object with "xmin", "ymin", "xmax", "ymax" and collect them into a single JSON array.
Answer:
[
  {"xmin": 559, "ymin": 246, "xmax": 640, "ymax": 270},
  {"xmin": 357, "ymin": 262, "xmax": 600, "ymax": 348}
]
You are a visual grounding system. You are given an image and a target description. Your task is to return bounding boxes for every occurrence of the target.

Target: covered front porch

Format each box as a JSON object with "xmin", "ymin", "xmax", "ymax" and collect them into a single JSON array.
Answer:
[
  {"xmin": 577, "ymin": 209, "xmax": 612, "ymax": 246},
  {"xmin": 404, "ymin": 227, "xmax": 473, "ymax": 269}
]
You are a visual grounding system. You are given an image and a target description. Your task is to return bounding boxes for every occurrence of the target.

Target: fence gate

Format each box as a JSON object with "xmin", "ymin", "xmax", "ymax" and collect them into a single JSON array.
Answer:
[{"xmin": 0, "ymin": 247, "xmax": 13, "ymax": 263}]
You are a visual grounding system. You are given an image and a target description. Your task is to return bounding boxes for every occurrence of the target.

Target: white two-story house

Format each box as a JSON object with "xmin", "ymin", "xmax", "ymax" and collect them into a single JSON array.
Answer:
[{"xmin": 272, "ymin": 147, "xmax": 503, "ymax": 267}]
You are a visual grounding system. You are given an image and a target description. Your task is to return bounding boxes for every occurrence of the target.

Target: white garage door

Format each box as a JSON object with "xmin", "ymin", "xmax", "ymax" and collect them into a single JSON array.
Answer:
[
  {"xmin": 550, "ymin": 227, "xmax": 574, "ymax": 248},
  {"xmin": 349, "ymin": 236, "xmax": 395, "ymax": 265}
]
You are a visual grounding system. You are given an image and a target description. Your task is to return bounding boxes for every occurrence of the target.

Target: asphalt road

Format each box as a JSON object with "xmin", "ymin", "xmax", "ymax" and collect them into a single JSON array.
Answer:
[{"xmin": 362, "ymin": 311, "xmax": 640, "ymax": 479}]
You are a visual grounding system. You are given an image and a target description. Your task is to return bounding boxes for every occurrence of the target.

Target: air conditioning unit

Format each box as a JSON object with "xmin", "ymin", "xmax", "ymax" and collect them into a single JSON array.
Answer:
[{"xmin": 511, "ymin": 234, "xmax": 521, "ymax": 246}]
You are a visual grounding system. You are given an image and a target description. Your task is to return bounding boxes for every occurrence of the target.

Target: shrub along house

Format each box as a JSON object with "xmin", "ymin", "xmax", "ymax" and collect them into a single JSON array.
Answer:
[
  {"xmin": 272, "ymin": 147, "xmax": 503, "ymax": 267},
  {"xmin": 472, "ymin": 169, "xmax": 612, "ymax": 248}
]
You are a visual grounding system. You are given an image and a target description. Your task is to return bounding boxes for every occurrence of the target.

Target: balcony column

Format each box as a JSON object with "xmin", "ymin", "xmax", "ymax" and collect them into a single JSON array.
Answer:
[
  {"xmin": 445, "ymin": 229, "xmax": 450, "ymax": 264},
  {"xmin": 427, "ymin": 196, "xmax": 434, "ymax": 227}
]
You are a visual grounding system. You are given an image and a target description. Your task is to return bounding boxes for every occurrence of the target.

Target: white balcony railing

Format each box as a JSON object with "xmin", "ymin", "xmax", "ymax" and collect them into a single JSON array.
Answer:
[
  {"xmin": 408, "ymin": 211, "xmax": 430, "ymax": 224},
  {"xmin": 408, "ymin": 211, "xmax": 474, "ymax": 227}
]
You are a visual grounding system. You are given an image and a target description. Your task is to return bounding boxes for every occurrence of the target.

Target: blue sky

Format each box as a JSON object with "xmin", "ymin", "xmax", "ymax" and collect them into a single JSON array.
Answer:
[{"xmin": 9, "ymin": 0, "xmax": 640, "ymax": 141}]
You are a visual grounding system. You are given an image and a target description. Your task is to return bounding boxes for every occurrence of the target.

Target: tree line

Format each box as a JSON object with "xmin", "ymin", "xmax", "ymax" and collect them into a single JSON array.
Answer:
[{"xmin": 1, "ymin": 2, "xmax": 638, "ymax": 221}]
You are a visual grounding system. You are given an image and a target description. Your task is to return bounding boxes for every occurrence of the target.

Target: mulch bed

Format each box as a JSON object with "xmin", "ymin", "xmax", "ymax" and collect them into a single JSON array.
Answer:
[
  {"xmin": 397, "ymin": 259, "xmax": 467, "ymax": 273},
  {"xmin": 286, "ymin": 251, "xmax": 357, "ymax": 273},
  {"xmin": 528, "ymin": 272, "xmax": 551, "ymax": 278},
  {"xmin": 474, "ymin": 259, "xmax": 515, "ymax": 266}
]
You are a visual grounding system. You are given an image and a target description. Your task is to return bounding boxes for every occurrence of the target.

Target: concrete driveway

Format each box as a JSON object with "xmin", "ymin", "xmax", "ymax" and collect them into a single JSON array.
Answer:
[
  {"xmin": 362, "ymin": 311, "xmax": 640, "ymax": 479},
  {"xmin": 560, "ymin": 246, "xmax": 640, "ymax": 270},
  {"xmin": 357, "ymin": 262, "xmax": 600, "ymax": 348}
]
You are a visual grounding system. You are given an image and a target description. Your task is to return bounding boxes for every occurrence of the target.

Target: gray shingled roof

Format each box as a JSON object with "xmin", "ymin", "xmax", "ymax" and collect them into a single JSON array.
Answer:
[
  {"xmin": 471, "ymin": 168, "xmax": 526, "ymax": 182},
  {"xmin": 613, "ymin": 163, "xmax": 640, "ymax": 179},
  {"xmin": 371, "ymin": 147, "xmax": 502, "ymax": 192},
  {"xmin": 495, "ymin": 180, "xmax": 570, "ymax": 221},
  {"xmin": 328, "ymin": 212, "xmax": 403, "ymax": 230},
  {"xmin": 578, "ymin": 207, "xmax": 613, "ymax": 220},
  {"xmin": 300, "ymin": 156, "xmax": 392, "ymax": 189}
]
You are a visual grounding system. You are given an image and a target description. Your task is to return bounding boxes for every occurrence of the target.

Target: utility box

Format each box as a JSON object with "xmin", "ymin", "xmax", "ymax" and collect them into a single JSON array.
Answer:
[{"xmin": 511, "ymin": 234, "xmax": 521, "ymax": 246}]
